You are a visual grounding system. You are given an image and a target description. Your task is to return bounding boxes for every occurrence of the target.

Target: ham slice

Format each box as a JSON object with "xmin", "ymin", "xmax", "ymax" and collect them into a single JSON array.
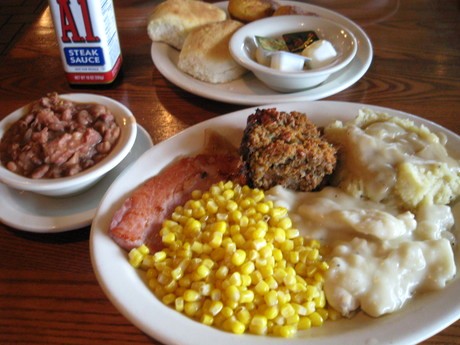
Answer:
[{"xmin": 109, "ymin": 131, "xmax": 245, "ymax": 251}]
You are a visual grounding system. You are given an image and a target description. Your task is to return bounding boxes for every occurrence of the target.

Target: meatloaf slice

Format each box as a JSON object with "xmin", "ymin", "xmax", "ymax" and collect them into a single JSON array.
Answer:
[{"xmin": 240, "ymin": 108, "xmax": 337, "ymax": 191}]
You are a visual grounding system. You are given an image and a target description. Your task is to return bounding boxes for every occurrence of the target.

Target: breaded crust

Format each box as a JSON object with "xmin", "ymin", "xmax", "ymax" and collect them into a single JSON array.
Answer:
[
  {"xmin": 240, "ymin": 108, "xmax": 337, "ymax": 191},
  {"xmin": 228, "ymin": 0, "xmax": 276, "ymax": 23}
]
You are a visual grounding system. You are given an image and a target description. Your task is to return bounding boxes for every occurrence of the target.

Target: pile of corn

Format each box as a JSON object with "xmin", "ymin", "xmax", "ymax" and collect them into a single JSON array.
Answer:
[{"xmin": 129, "ymin": 181, "xmax": 337, "ymax": 337}]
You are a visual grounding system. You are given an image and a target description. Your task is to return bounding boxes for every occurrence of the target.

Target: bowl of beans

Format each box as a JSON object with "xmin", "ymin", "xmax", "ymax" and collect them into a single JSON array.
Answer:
[{"xmin": 0, "ymin": 92, "xmax": 137, "ymax": 197}]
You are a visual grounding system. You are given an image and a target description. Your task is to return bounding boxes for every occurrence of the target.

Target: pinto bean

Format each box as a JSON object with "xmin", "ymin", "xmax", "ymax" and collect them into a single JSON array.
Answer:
[
  {"xmin": 77, "ymin": 109, "xmax": 92, "ymax": 126},
  {"xmin": 31, "ymin": 164, "xmax": 50, "ymax": 179},
  {"xmin": 96, "ymin": 141, "xmax": 111, "ymax": 154},
  {"xmin": 6, "ymin": 161, "xmax": 18, "ymax": 172}
]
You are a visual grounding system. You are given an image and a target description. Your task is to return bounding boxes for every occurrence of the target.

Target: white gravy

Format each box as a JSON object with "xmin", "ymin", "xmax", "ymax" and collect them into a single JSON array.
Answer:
[{"xmin": 267, "ymin": 186, "xmax": 456, "ymax": 318}]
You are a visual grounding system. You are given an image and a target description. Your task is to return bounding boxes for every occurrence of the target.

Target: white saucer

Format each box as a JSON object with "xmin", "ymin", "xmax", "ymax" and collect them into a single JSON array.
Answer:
[
  {"xmin": 0, "ymin": 125, "xmax": 153, "ymax": 233},
  {"xmin": 150, "ymin": 1, "xmax": 373, "ymax": 105}
]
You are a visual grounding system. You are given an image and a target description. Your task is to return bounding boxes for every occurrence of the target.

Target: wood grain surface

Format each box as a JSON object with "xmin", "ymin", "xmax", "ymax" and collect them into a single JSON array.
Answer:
[{"xmin": 0, "ymin": 1, "xmax": 459, "ymax": 344}]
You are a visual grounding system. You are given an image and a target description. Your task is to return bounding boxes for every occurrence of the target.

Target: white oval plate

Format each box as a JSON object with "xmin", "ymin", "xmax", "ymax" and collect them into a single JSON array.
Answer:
[
  {"xmin": 0, "ymin": 125, "xmax": 153, "ymax": 233},
  {"xmin": 91, "ymin": 101, "xmax": 460, "ymax": 345},
  {"xmin": 150, "ymin": 1, "xmax": 372, "ymax": 105}
]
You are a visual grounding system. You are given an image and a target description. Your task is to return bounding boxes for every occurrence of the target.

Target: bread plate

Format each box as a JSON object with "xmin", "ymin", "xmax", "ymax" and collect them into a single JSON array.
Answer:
[{"xmin": 150, "ymin": 1, "xmax": 372, "ymax": 105}]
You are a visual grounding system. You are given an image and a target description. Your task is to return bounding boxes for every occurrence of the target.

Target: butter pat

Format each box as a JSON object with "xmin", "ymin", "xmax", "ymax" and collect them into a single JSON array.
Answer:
[
  {"xmin": 302, "ymin": 39, "xmax": 337, "ymax": 69},
  {"xmin": 270, "ymin": 51, "xmax": 308, "ymax": 72},
  {"xmin": 255, "ymin": 46, "xmax": 271, "ymax": 66}
]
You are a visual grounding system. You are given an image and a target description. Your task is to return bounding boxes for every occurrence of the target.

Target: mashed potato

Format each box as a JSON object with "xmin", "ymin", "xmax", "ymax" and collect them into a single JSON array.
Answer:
[{"xmin": 323, "ymin": 109, "xmax": 460, "ymax": 211}]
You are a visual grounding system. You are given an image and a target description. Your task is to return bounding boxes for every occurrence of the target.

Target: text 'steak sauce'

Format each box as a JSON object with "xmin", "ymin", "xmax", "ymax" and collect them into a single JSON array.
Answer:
[{"xmin": 48, "ymin": 0, "xmax": 122, "ymax": 85}]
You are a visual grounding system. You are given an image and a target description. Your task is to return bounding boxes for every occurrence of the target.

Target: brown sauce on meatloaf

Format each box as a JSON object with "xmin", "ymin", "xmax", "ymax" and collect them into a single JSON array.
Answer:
[{"xmin": 0, "ymin": 92, "xmax": 120, "ymax": 179}]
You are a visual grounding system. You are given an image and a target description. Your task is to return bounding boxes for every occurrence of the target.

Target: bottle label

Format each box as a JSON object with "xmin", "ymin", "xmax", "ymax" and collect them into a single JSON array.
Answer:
[{"xmin": 49, "ymin": 0, "xmax": 122, "ymax": 84}]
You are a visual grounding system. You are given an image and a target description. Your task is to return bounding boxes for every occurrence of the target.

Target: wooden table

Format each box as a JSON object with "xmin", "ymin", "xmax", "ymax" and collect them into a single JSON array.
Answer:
[{"xmin": 1, "ymin": 1, "xmax": 459, "ymax": 344}]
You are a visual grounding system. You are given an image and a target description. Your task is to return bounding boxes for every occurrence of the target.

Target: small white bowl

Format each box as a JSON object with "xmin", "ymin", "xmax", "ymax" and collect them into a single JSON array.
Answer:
[
  {"xmin": 229, "ymin": 15, "xmax": 358, "ymax": 92},
  {"xmin": 0, "ymin": 93, "xmax": 137, "ymax": 197}
]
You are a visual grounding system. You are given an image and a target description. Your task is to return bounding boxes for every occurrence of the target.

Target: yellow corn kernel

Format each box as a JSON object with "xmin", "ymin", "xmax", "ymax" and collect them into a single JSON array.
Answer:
[
  {"xmin": 175, "ymin": 297, "xmax": 184, "ymax": 312},
  {"xmin": 210, "ymin": 288, "xmax": 222, "ymax": 301},
  {"xmin": 289, "ymin": 251, "xmax": 300, "ymax": 264},
  {"xmin": 226, "ymin": 318, "xmax": 246, "ymax": 334},
  {"xmin": 128, "ymin": 248, "xmax": 144, "ymax": 268},
  {"xmin": 208, "ymin": 300, "xmax": 223, "ymax": 316},
  {"xmin": 285, "ymin": 228, "xmax": 299, "ymax": 239},
  {"xmin": 264, "ymin": 290, "xmax": 278, "ymax": 306},
  {"xmin": 226, "ymin": 200, "xmax": 238, "ymax": 212},
  {"xmin": 162, "ymin": 232, "xmax": 175, "ymax": 244},
  {"xmin": 254, "ymin": 280, "xmax": 269, "ymax": 295},
  {"xmin": 215, "ymin": 265, "xmax": 229, "ymax": 280},
  {"xmin": 206, "ymin": 200, "xmax": 219, "ymax": 214},
  {"xmin": 256, "ymin": 202, "xmax": 270, "ymax": 214},
  {"xmin": 184, "ymin": 301, "xmax": 201, "ymax": 316},
  {"xmin": 212, "ymin": 220, "xmax": 227, "ymax": 234},
  {"xmin": 327, "ymin": 308, "xmax": 342, "ymax": 321},
  {"xmin": 309, "ymin": 311, "xmax": 324, "ymax": 327},
  {"xmin": 316, "ymin": 308, "xmax": 328, "ymax": 320},
  {"xmin": 183, "ymin": 289, "xmax": 201, "ymax": 302},
  {"xmin": 277, "ymin": 290, "xmax": 291, "ymax": 305},
  {"xmin": 273, "ymin": 227, "xmax": 286, "ymax": 243},
  {"xmin": 265, "ymin": 275, "xmax": 278, "ymax": 290},
  {"xmin": 221, "ymin": 306, "xmax": 234, "ymax": 318},
  {"xmin": 229, "ymin": 272, "xmax": 242, "ymax": 286},
  {"xmin": 278, "ymin": 217, "xmax": 292, "ymax": 230},
  {"xmin": 231, "ymin": 249, "xmax": 246, "ymax": 266},
  {"xmin": 272, "ymin": 248, "xmax": 283, "ymax": 262},
  {"xmin": 232, "ymin": 233, "xmax": 246, "ymax": 247},
  {"xmin": 171, "ymin": 266, "xmax": 184, "ymax": 281},
  {"xmin": 264, "ymin": 305, "xmax": 279, "ymax": 320},
  {"xmin": 153, "ymin": 250, "xmax": 166, "ymax": 262},
  {"xmin": 279, "ymin": 324, "xmax": 297, "ymax": 338},
  {"xmin": 283, "ymin": 274, "xmax": 297, "ymax": 287},
  {"xmin": 241, "ymin": 274, "xmax": 252, "ymax": 287},
  {"xmin": 249, "ymin": 315, "xmax": 268, "ymax": 335},
  {"xmin": 298, "ymin": 316, "xmax": 312, "ymax": 330},
  {"xmin": 201, "ymin": 314, "xmax": 214, "ymax": 326},
  {"xmin": 259, "ymin": 244, "xmax": 273, "ymax": 259},
  {"xmin": 191, "ymin": 189, "xmax": 202, "ymax": 199},
  {"xmin": 195, "ymin": 282, "xmax": 211, "ymax": 296},
  {"xmin": 196, "ymin": 264, "xmax": 211, "ymax": 279},
  {"xmin": 239, "ymin": 290, "xmax": 255, "ymax": 304},
  {"xmin": 281, "ymin": 239, "xmax": 294, "ymax": 252},
  {"xmin": 258, "ymin": 263, "xmax": 274, "ymax": 279},
  {"xmin": 308, "ymin": 248, "xmax": 320, "ymax": 261},
  {"xmin": 209, "ymin": 231, "xmax": 223, "ymax": 248},
  {"xmin": 225, "ymin": 285, "xmax": 240, "ymax": 302},
  {"xmin": 225, "ymin": 300, "xmax": 239, "ymax": 310},
  {"xmin": 304, "ymin": 301, "xmax": 316, "ymax": 315},
  {"xmin": 191, "ymin": 241, "xmax": 203, "ymax": 254},
  {"xmin": 236, "ymin": 308, "xmax": 251, "ymax": 325},
  {"xmin": 162, "ymin": 293, "xmax": 176, "ymax": 305},
  {"xmin": 240, "ymin": 261, "xmax": 255, "ymax": 275},
  {"xmin": 281, "ymin": 303, "xmax": 295, "ymax": 318},
  {"xmin": 318, "ymin": 261, "xmax": 329, "ymax": 271},
  {"xmin": 251, "ymin": 226, "xmax": 267, "ymax": 240},
  {"xmin": 314, "ymin": 291, "xmax": 326, "ymax": 308},
  {"xmin": 223, "ymin": 189, "xmax": 235, "ymax": 200},
  {"xmin": 270, "ymin": 206, "xmax": 287, "ymax": 219},
  {"xmin": 239, "ymin": 215, "xmax": 249, "ymax": 227},
  {"xmin": 273, "ymin": 268, "xmax": 287, "ymax": 283}
]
